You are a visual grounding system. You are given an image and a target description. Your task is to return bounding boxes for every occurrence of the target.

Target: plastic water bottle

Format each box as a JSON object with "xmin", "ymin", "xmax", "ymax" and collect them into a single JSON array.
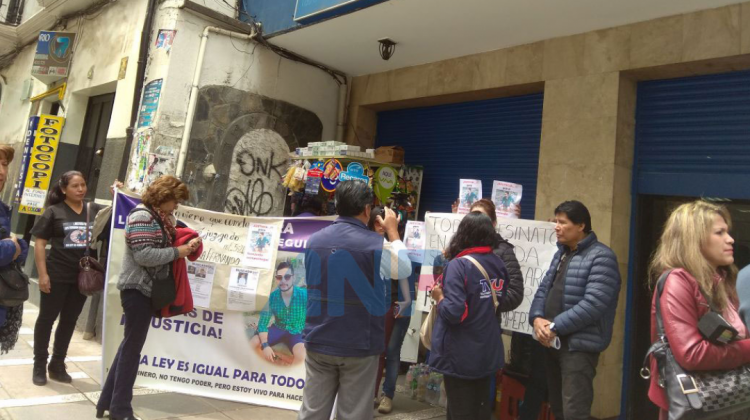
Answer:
[
  {"xmin": 417, "ymin": 370, "xmax": 427, "ymax": 402},
  {"xmin": 410, "ymin": 366, "xmax": 419, "ymax": 399},
  {"xmin": 439, "ymin": 379, "xmax": 447, "ymax": 408}
]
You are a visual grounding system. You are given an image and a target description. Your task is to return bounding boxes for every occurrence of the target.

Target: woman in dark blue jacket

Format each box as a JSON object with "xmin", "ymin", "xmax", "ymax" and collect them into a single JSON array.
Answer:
[
  {"xmin": 429, "ymin": 212, "xmax": 509, "ymax": 420},
  {"xmin": 0, "ymin": 145, "xmax": 29, "ymax": 354}
]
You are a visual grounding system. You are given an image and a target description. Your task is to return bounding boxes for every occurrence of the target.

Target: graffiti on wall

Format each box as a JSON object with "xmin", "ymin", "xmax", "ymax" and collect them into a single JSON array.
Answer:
[
  {"xmin": 225, "ymin": 130, "xmax": 288, "ymax": 216},
  {"xmin": 184, "ymin": 86, "xmax": 323, "ymax": 216}
]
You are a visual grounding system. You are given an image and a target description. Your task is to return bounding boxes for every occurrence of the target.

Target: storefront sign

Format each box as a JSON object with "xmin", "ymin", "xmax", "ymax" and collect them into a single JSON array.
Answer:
[
  {"xmin": 338, "ymin": 162, "xmax": 369, "ymax": 183},
  {"xmin": 320, "ymin": 159, "xmax": 342, "ymax": 192},
  {"xmin": 374, "ymin": 165, "xmax": 396, "ymax": 203},
  {"xmin": 31, "ymin": 31, "xmax": 77, "ymax": 84},
  {"xmin": 14, "ymin": 116, "xmax": 39, "ymax": 204},
  {"xmin": 294, "ymin": 0, "xmax": 387, "ymax": 24},
  {"xmin": 18, "ymin": 115, "xmax": 64, "ymax": 215}
]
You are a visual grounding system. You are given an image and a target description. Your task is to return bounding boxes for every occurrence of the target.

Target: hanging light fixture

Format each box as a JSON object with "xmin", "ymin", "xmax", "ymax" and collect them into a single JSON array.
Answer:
[{"xmin": 378, "ymin": 38, "xmax": 397, "ymax": 61}]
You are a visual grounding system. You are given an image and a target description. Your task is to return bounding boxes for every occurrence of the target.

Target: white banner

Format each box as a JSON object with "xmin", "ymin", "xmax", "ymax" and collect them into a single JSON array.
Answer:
[
  {"xmin": 415, "ymin": 213, "xmax": 557, "ymax": 335},
  {"xmin": 103, "ymin": 193, "xmax": 332, "ymax": 410}
]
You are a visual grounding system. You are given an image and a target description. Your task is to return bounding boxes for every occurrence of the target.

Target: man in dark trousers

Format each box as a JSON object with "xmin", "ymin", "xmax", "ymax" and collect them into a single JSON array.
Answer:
[
  {"xmin": 529, "ymin": 201, "xmax": 621, "ymax": 420},
  {"xmin": 298, "ymin": 180, "xmax": 400, "ymax": 420}
]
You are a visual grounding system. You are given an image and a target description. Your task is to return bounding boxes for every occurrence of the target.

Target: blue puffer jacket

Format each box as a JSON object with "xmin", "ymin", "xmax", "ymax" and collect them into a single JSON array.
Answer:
[
  {"xmin": 0, "ymin": 201, "xmax": 28, "ymax": 267},
  {"xmin": 528, "ymin": 232, "xmax": 620, "ymax": 353}
]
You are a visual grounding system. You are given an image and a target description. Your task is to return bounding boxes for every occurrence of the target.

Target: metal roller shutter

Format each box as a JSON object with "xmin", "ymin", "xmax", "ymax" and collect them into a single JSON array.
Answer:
[
  {"xmin": 376, "ymin": 93, "xmax": 544, "ymax": 220},
  {"xmin": 635, "ymin": 70, "xmax": 750, "ymax": 199}
]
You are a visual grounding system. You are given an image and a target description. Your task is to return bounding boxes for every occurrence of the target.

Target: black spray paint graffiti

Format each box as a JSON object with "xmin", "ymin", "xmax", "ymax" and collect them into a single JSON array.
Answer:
[{"xmin": 224, "ymin": 150, "xmax": 287, "ymax": 216}]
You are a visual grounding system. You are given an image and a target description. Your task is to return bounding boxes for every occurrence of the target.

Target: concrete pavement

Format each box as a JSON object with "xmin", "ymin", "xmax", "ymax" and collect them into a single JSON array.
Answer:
[{"xmin": 0, "ymin": 302, "xmax": 446, "ymax": 420}]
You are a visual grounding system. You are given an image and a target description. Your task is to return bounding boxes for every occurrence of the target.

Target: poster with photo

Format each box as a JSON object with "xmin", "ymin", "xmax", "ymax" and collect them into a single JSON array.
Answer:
[
  {"xmin": 404, "ymin": 221, "xmax": 425, "ymax": 263},
  {"xmin": 458, "ymin": 179, "xmax": 482, "ymax": 214},
  {"xmin": 228, "ymin": 267, "xmax": 260, "ymax": 312},
  {"xmin": 491, "ymin": 181, "xmax": 523, "ymax": 219},
  {"xmin": 244, "ymin": 223, "xmax": 278, "ymax": 269},
  {"xmin": 187, "ymin": 261, "xmax": 215, "ymax": 308}
]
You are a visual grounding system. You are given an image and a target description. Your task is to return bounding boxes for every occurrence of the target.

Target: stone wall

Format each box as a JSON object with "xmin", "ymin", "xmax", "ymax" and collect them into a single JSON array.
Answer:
[{"xmin": 183, "ymin": 85, "xmax": 323, "ymax": 216}]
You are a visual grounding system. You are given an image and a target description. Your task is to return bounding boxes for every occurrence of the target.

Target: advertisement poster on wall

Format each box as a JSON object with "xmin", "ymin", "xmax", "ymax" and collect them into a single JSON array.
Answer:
[
  {"xmin": 137, "ymin": 79, "xmax": 163, "ymax": 128},
  {"xmin": 14, "ymin": 116, "xmax": 39, "ymax": 204}
]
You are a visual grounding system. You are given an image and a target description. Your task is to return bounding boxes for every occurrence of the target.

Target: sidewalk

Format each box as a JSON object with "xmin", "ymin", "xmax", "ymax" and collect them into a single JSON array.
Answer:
[{"xmin": 0, "ymin": 302, "xmax": 446, "ymax": 420}]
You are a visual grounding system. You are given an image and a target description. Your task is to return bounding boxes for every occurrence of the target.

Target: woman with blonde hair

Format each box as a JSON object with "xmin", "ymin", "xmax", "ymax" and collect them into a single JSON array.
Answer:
[
  {"xmin": 647, "ymin": 200, "xmax": 750, "ymax": 419},
  {"xmin": 97, "ymin": 175, "xmax": 200, "ymax": 420}
]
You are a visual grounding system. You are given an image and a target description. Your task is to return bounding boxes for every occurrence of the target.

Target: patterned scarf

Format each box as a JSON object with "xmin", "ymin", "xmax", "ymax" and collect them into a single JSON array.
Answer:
[{"xmin": 154, "ymin": 208, "xmax": 176, "ymax": 244}]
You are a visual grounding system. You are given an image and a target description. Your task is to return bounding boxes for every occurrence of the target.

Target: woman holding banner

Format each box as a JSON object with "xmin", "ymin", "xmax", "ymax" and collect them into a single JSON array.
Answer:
[
  {"xmin": 368, "ymin": 206, "xmax": 413, "ymax": 414},
  {"xmin": 429, "ymin": 212, "xmax": 508, "ymax": 420},
  {"xmin": 96, "ymin": 175, "xmax": 198, "ymax": 420},
  {"xmin": 31, "ymin": 171, "xmax": 106, "ymax": 386}
]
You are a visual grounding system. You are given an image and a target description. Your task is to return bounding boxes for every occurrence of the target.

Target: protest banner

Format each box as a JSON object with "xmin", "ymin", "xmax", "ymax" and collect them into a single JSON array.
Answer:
[
  {"xmin": 103, "ymin": 192, "xmax": 332, "ymax": 410},
  {"xmin": 415, "ymin": 212, "xmax": 557, "ymax": 335}
]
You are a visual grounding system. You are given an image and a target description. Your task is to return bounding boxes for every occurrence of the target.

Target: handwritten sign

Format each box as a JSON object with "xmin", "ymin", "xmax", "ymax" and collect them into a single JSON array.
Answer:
[{"xmin": 417, "ymin": 213, "xmax": 557, "ymax": 335}]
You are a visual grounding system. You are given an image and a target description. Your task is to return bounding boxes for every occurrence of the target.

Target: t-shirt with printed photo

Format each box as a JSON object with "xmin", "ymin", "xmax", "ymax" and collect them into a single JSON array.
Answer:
[{"xmin": 31, "ymin": 202, "xmax": 105, "ymax": 283}]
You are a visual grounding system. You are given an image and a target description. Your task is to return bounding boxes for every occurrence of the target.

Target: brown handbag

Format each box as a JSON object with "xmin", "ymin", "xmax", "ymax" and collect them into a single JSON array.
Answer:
[{"xmin": 78, "ymin": 202, "xmax": 105, "ymax": 296}]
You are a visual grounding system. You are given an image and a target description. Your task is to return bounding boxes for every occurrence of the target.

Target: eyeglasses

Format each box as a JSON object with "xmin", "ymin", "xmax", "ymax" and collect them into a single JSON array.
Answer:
[{"xmin": 275, "ymin": 274, "xmax": 293, "ymax": 280}]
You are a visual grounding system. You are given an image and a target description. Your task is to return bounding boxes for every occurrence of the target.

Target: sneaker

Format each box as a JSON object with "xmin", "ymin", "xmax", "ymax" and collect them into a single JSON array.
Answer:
[
  {"xmin": 378, "ymin": 396, "xmax": 393, "ymax": 414},
  {"xmin": 48, "ymin": 359, "xmax": 72, "ymax": 383},
  {"xmin": 32, "ymin": 363, "xmax": 47, "ymax": 386}
]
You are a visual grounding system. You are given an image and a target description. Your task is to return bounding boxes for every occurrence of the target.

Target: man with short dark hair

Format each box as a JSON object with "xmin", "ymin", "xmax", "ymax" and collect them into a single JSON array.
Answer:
[
  {"xmin": 250, "ymin": 261, "xmax": 307, "ymax": 365},
  {"xmin": 298, "ymin": 180, "xmax": 405, "ymax": 420},
  {"xmin": 529, "ymin": 200, "xmax": 621, "ymax": 420}
]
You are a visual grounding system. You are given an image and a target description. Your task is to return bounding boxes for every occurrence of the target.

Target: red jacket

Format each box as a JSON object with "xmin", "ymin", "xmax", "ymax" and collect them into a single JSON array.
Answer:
[
  {"xmin": 648, "ymin": 268, "xmax": 750, "ymax": 409},
  {"xmin": 160, "ymin": 227, "xmax": 203, "ymax": 318}
]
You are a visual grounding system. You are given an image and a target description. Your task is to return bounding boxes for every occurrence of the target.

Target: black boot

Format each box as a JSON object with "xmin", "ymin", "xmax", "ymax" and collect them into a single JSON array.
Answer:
[
  {"xmin": 48, "ymin": 359, "xmax": 72, "ymax": 383},
  {"xmin": 32, "ymin": 362, "xmax": 47, "ymax": 386}
]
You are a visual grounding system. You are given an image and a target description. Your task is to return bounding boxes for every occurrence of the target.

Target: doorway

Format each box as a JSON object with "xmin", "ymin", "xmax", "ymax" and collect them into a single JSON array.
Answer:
[
  {"xmin": 75, "ymin": 93, "xmax": 115, "ymax": 199},
  {"xmin": 626, "ymin": 196, "xmax": 750, "ymax": 419}
]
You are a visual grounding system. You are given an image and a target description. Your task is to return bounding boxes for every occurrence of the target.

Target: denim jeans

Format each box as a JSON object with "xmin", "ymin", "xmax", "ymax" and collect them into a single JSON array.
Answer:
[
  {"xmin": 381, "ymin": 315, "xmax": 411, "ymax": 399},
  {"xmin": 97, "ymin": 290, "xmax": 153, "ymax": 417}
]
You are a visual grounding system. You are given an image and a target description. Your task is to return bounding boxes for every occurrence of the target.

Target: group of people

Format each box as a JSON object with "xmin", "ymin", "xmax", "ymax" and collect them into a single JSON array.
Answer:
[{"xmin": 0, "ymin": 141, "xmax": 747, "ymax": 420}]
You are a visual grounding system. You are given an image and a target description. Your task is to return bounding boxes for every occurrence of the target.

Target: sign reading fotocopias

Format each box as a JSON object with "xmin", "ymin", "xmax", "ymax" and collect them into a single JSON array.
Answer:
[{"xmin": 18, "ymin": 115, "xmax": 64, "ymax": 215}]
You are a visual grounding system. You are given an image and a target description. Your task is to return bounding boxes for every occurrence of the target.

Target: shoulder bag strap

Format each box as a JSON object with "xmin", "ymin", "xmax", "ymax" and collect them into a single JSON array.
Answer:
[
  {"xmin": 84, "ymin": 201, "xmax": 92, "ymax": 257},
  {"xmin": 461, "ymin": 255, "xmax": 499, "ymax": 310}
]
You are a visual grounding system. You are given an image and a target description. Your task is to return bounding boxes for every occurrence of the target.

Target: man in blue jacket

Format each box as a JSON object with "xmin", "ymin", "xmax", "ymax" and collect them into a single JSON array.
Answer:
[
  {"xmin": 298, "ymin": 180, "xmax": 401, "ymax": 420},
  {"xmin": 529, "ymin": 201, "xmax": 621, "ymax": 420}
]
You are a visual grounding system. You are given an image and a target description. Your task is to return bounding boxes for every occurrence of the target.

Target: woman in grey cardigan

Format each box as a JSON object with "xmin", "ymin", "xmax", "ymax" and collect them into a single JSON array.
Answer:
[{"xmin": 96, "ymin": 176, "xmax": 199, "ymax": 420}]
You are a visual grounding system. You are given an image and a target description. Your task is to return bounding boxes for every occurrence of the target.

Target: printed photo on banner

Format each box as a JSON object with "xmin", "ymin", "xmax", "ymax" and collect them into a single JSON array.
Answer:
[
  {"xmin": 187, "ymin": 261, "xmax": 215, "ymax": 309},
  {"xmin": 246, "ymin": 254, "xmax": 307, "ymax": 367},
  {"xmin": 491, "ymin": 180, "xmax": 522, "ymax": 219},
  {"xmin": 244, "ymin": 223, "xmax": 277, "ymax": 269},
  {"xmin": 404, "ymin": 221, "xmax": 425, "ymax": 263},
  {"xmin": 457, "ymin": 179, "xmax": 482, "ymax": 214},
  {"xmin": 227, "ymin": 267, "xmax": 260, "ymax": 312}
]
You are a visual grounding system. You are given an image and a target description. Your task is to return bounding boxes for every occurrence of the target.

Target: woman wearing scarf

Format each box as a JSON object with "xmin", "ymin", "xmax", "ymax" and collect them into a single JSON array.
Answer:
[
  {"xmin": 0, "ymin": 145, "xmax": 28, "ymax": 355},
  {"xmin": 429, "ymin": 212, "xmax": 509, "ymax": 420},
  {"xmin": 97, "ymin": 175, "xmax": 199, "ymax": 420}
]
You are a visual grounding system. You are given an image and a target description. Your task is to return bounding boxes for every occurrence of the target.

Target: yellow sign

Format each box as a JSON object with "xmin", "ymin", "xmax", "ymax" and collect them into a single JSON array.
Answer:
[{"xmin": 18, "ymin": 115, "xmax": 64, "ymax": 215}]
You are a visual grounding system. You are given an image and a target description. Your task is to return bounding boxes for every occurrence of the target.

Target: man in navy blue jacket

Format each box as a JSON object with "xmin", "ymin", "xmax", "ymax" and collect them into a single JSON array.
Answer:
[
  {"xmin": 298, "ymin": 180, "xmax": 401, "ymax": 420},
  {"xmin": 529, "ymin": 201, "xmax": 621, "ymax": 420}
]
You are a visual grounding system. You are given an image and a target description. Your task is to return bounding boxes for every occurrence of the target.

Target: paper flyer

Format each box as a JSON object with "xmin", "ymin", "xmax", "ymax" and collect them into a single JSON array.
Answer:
[
  {"xmin": 491, "ymin": 180, "xmax": 522, "ymax": 219},
  {"xmin": 244, "ymin": 223, "xmax": 277, "ymax": 269},
  {"xmin": 458, "ymin": 179, "xmax": 482, "ymax": 214},
  {"xmin": 404, "ymin": 221, "xmax": 425, "ymax": 263},
  {"xmin": 227, "ymin": 267, "xmax": 260, "ymax": 312},
  {"xmin": 186, "ymin": 261, "xmax": 215, "ymax": 309}
]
